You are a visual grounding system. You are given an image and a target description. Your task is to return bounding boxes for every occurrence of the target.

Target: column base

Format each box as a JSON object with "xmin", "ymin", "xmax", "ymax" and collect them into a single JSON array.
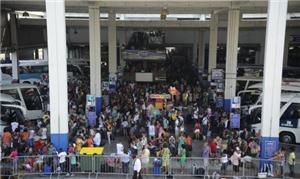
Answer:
[
  {"xmin": 224, "ymin": 99, "xmax": 231, "ymax": 112},
  {"xmin": 51, "ymin": 133, "xmax": 68, "ymax": 151},
  {"xmin": 259, "ymin": 137, "xmax": 279, "ymax": 174}
]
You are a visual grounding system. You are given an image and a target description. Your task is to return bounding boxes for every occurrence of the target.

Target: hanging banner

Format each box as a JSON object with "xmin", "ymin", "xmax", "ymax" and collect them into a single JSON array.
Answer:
[
  {"xmin": 212, "ymin": 69, "xmax": 224, "ymax": 80},
  {"xmin": 230, "ymin": 113, "xmax": 240, "ymax": 129},
  {"xmin": 216, "ymin": 97, "xmax": 224, "ymax": 108}
]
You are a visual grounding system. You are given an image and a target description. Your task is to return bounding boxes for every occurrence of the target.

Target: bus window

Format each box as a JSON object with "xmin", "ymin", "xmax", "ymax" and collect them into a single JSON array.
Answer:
[
  {"xmin": 1, "ymin": 89, "xmax": 21, "ymax": 100},
  {"xmin": 20, "ymin": 88, "xmax": 42, "ymax": 110},
  {"xmin": 250, "ymin": 107, "xmax": 262, "ymax": 124},
  {"xmin": 280, "ymin": 103, "xmax": 300, "ymax": 120},
  {"xmin": 241, "ymin": 92, "xmax": 260, "ymax": 106},
  {"xmin": 0, "ymin": 106, "xmax": 25, "ymax": 123}
]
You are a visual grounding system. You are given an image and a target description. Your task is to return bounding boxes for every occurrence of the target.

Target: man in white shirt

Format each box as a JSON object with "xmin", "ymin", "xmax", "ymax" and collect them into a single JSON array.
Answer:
[
  {"xmin": 133, "ymin": 155, "xmax": 142, "ymax": 179},
  {"xmin": 58, "ymin": 149, "xmax": 67, "ymax": 174},
  {"xmin": 93, "ymin": 131, "xmax": 101, "ymax": 147},
  {"xmin": 121, "ymin": 150, "xmax": 130, "ymax": 173},
  {"xmin": 11, "ymin": 121, "xmax": 19, "ymax": 132}
]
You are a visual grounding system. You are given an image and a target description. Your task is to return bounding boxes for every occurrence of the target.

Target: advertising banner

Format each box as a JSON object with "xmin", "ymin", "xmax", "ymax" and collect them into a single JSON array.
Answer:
[{"xmin": 230, "ymin": 113, "xmax": 240, "ymax": 129}]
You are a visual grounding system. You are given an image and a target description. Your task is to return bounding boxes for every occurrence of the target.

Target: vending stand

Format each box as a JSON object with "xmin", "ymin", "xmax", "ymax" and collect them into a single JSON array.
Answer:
[{"xmin": 149, "ymin": 94, "xmax": 171, "ymax": 109}]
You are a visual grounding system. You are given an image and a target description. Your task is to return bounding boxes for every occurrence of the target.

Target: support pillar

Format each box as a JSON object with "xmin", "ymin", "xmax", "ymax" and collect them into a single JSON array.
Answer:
[
  {"xmin": 43, "ymin": 48, "xmax": 48, "ymax": 60},
  {"xmin": 46, "ymin": 0, "xmax": 69, "ymax": 150},
  {"xmin": 283, "ymin": 30, "xmax": 289, "ymax": 67},
  {"xmin": 208, "ymin": 13, "xmax": 218, "ymax": 81},
  {"xmin": 10, "ymin": 13, "xmax": 19, "ymax": 80},
  {"xmin": 224, "ymin": 9, "xmax": 240, "ymax": 111},
  {"xmin": 198, "ymin": 30, "xmax": 205, "ymax": 71},
  {"xmin": 193, "ymin": 31, "xmax": 198, "ymax": 65},
  {"xmin": 260, "ymin": 0, "xmax": 288, "ymax": 159},
  {"xmin": 108, "ymin": 12, "xmax": 117, "ymax": 80},
  {"xmin": 11, "ymin": 52, "xmax": 18, "ymax": 80},
  {"xmin": 89, "ymin": 6, "xmax": 102, "ymax": 96}
]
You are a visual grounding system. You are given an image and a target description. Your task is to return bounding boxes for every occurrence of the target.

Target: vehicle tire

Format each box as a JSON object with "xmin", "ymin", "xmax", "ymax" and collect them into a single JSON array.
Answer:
[{"xmin": 280, "ymin": 132, "xmax": 295, "ymax": 144}]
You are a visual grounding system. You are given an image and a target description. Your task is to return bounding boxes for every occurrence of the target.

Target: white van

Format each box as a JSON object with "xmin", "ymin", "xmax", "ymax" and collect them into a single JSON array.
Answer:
[
  {"xmin": 0, "ymin": 93, "xmax": 26, "ymax": 134},
  {"xmin": 249, "ymin": 93, "xmax": 300, "ymax": 144},
  {"xmin": 0, "ymin": 84, "xmax": 44, "ymax": 120}
]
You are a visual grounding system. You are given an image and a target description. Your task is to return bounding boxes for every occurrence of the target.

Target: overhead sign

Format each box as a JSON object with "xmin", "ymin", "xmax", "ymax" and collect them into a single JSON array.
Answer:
[
  {"xmin": 122, "ymin": 50, "xmax": 166, "ymax": 61},
  {"xmin": 212, "ymin": 69, "xmax": 224, "ymax": 80}
]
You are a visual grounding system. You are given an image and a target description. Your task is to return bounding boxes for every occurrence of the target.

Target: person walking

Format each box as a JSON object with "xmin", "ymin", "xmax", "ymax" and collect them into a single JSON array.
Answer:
[
  {"xmin": 288, "ymin": 146, "xmax": 296, "ymax": 177},
  {"xmin": 58, "ymin": 148, "xmax": 67, "ymax": 175}
]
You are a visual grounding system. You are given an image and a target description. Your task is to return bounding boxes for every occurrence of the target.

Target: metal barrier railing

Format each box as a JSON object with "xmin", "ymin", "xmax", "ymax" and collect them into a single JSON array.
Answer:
[{"xmin": 0, "ymin": 154, "xmax": 298, "ymax": 178}]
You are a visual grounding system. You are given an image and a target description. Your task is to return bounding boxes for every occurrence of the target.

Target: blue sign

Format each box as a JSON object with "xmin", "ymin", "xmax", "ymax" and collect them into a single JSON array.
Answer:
[
  {"xmin": 265, "ymin": 140, "xmax": 277, "ymax": 158},
  {"xmin": 230, "ymin": 113, "xmax": 240, "ymax": 129},
  {"xmin": 216, "ymin": 97, "xmax": 224, "ymax": 108},
  {"xmin": 212, "ymin": 69, "xmax": 224, "ymax": 80},
  {"xmin": 95, "ymin": 97, "xmax": 102, "ymax": 115},
  {"xmin": 280, "ymin": 119, "xmax": 298, "ymax": 128}
]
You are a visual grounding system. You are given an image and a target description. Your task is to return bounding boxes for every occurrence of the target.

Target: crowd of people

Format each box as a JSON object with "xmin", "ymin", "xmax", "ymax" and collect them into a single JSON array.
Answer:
[{"xmin": 0, "ymin": 73, "xmax": 298, "ymax": 178}]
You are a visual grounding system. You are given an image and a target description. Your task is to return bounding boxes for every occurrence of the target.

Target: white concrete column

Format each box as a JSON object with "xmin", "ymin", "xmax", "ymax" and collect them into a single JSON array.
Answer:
[
  {"xmin": 260, "ymin": 0, "xmax": 288, "ymax": 157},
  {"xmin": 89, "ymin": 6, "xmax": 102, "ymax": 96},
  {"xmin": 193, "ymin": 31, "xmax": 198, "ymax": 65},
  {"xmin": 45, "ymin": 0, "xmax": 69, "ymax": 150},
  {"xmin": 224, "ymin": 9, "xmax": 240, "ymax": 110},
  {"xmin": 108, "ymin": 12, "xmax": 117, "ymax": 75},
  {"xmin": 43, "ymin": 48, "xmax": 48, "ymax": 60},
  {"xmin": 198, "ymin": 30, "xmax": 205, "ymax": 70},
  {"xmin": 259, "ymin": 45, "xmax": 265, "ymax": 65},
  {"xmin": 10, "ymin": 13, "xmax": 19, "ymax": 80},
  {"xmin": 283, "ymin": 30, "xmax": 290, "ymax": 67},
  {"xmin": 10, "ymin": 52, "xmax": 18, "ymax": 80},
  {"xmin": 208, "ymin": 13, "xmax": 218, "ymax": 81}
]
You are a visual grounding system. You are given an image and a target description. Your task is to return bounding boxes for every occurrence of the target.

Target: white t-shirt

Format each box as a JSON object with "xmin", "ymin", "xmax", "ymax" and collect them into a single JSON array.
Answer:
[
  {"xmin": 58, "ymin": 151, "xmax": 67, "ymax": 163},
  {"xmin": 148, "ymin": 125, "xmax": 155, "ymax": 136},
  {"xmin": 93, "ymin": 133, "xmax": 101, "ymax": 146},
  {"xmin": 202, "ymin": 117, "xmax": 208, "ymax": 126},
  {"xmin": 41, "ymin": 128, "xmax": 47, "ymax": 140},
  {"xmin": 133, "ymin": 158, "xmax": 142, "ymax": 172},
  {"xmin": 11, "ymin": 122, "xmax": 19, "ymax": 132}
]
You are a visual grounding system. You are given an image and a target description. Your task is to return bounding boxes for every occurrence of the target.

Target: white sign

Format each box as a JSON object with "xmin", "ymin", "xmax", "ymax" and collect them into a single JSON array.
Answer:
[
  {"xmin": 231, "ymin": 96, "xmax": 241, "ymax": 109},
  {"xmin": 86, "ymin": 95, "xmax": 95, "ymax": 106}
]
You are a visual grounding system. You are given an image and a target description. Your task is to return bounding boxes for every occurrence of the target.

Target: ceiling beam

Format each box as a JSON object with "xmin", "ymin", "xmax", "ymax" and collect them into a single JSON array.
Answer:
[
  {"xmin": 2, "ymin": 0, "xmax": 300, "ymax": 14},
  {"xmin": 18, "ymin": 18, "xmax": 300, "ymax": 28}
]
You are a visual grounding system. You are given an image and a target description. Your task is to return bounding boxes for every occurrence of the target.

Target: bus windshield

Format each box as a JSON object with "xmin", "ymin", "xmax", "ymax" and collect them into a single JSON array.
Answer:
[
  {"xmin": 0, "ymin": 105, "xmax": 25, "ymax": 123},
  {"xmin": 240, "ymin": 92, "xmax": 260, "ymax": 106},
  {"xmin": 20, "ymin": 88, "xmax": 42, "ymax": 110}
]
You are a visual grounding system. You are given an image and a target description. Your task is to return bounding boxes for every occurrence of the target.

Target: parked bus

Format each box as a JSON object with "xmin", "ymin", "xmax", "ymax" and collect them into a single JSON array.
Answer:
[
  {"xmin": 0, "ymin": 84, "xmax": 44, "ymax": 120},
  {"xmin": 0, "ymin": 60, "xmax": 83, "ymax": 84},
  {"xmin": 238, "ymin": 82, "xmax": 300, "ymax": 115},
  {"xmin": 248, "ymin": 93, "xmax": 300, "ymax": 144}
]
